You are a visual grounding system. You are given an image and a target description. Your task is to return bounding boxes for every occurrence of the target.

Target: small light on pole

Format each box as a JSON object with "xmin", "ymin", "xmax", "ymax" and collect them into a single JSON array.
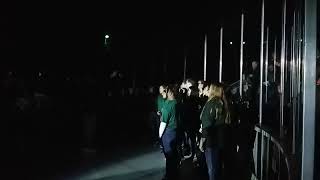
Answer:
[
  {"xmin": 104, "ymin": 34, "xmax": 110, "ymax": 45},
  {"xmin": 243, "ymin": 41, "xmax": 246, "ymax": 45},
  {"xmin": 229, "ymin": 41, "xmax": 233, "ymax": 45}
]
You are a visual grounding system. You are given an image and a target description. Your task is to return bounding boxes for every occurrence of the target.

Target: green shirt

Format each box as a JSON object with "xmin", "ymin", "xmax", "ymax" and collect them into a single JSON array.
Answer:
[{"xmin": 161, "ymin": 99, "xmax": 178, "ymax": 129}]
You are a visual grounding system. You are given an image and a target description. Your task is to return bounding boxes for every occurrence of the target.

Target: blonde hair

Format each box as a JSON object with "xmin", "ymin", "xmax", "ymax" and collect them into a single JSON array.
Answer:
[
  {"xmin": 208, "ymin": 83, "xmax": 224, "ymax": 99},
  {"xmin": 212, "ymin": 86, "xmax": 223, "ymax": 98}
]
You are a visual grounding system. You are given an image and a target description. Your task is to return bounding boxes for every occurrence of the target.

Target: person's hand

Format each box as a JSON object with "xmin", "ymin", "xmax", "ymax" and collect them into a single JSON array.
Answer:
[{"xmin": 199, "ymin": 141, "xmax": 204, "ymax": 152}]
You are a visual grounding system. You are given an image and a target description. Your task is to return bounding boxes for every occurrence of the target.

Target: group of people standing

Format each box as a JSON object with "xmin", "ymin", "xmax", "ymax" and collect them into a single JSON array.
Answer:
[
  {"xmin": 151, "ymin": 78, "xmax": 256, "ymax": 180},
  {"xmin": 147, "ymin": 59, "xmax": 289, "ymax": 180}
]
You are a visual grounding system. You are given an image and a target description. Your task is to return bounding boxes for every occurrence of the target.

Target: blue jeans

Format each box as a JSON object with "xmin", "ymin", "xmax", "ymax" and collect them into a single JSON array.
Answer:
[
  {"xmin": 205, "ymin": 147, "xmax": 219, "ymax": 180},
  {"xmin": 162, "ymin": 128, "xmax": 178, "ymax": 179}
]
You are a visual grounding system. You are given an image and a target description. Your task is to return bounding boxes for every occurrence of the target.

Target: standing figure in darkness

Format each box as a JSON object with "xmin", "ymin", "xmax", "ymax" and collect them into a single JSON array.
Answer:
[
  {"xmin": 150, "ymin": 84, "xmax": 167, "ymax": 146},
  {"xmin": 159, "ymin": 85, "xmax": 181, "ymax": 180},
  {"xmin": 182, "ymin": 79, "xmax": 199, "ymax": 159},
  {"xmin": 199, "ymin": 83, "xmax": 226, "ymax": 180}
]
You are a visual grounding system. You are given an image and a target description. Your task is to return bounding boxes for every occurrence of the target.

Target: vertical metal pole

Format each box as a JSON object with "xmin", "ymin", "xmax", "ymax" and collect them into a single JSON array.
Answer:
[
  {"xmin": 265, "ymin": 27, "xmax": 269, "ymax": 103},
  {"xmin": 240, "ymin": 14, "xmax": 244, "ymax": 98},
  {"xmin": 280, "ymin": 0, "xmax": 286, "ymax": 138},
  {"xmin": 301, "ymin": 0, "xmax": 317, "ymax": 179},
  {"xmin": 292, "ymin": 12, "xmax": 297, "ymax": 155},
  {"xmin": 291, "ymin": 25, "xmax": 295, "ymax": 154},
  {"xmin": 254, "ymin": 131, "xmax": 259, "ymax": 175},
  {"xmin": 290, "ymin": 28, "xmax": 293, "ymax": 104},
  {"xmin": 204, "ymin": 35, "xmax": 207, "ymax": 81},
  {"xmin": 297, "ymin": 12, "xmax": 302, "ymax": 140},
  {"xmin": 274, "ymin": 38, "xmax": 277, "ymax": 82},
  {"xmin": 259, "ymin": 0, "xmax": 265, "ymax": 126},
  {"xmin": 219, "ymin": 27, "xmax": 223, "ymax": 83},
  {"xmin": 261, "ymin": 133, "xmax": 264, "ymax": 180},
  {"xmin": 285, "ymin": 43, "xmax": 288, "ymax": 84},
  {"xmin": 297, "ymin": 12, "xmax": 302, "ymax": 95},
  {"xmin": 278, "ymin": 150, "xmax": 281, "ymax": 180},
  {"xmin": 259, "ymin": 1, "xmax": 265, "ymax": 180},
  {"xmin": 266, "ymin": 136, "xmax": 270, "ymax": 180}
]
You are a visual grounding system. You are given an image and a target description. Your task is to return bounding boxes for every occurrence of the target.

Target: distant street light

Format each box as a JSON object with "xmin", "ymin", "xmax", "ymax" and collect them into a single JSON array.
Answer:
[
  {"xmin": 230, "ymin": 41, "xmax": 233, "ymax": 45},
  {"xmin": 105, "ymin": 34, "xmax": 110, "ymax": 46}
]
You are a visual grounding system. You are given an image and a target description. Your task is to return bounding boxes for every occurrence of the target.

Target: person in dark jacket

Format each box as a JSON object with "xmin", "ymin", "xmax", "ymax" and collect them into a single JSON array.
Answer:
[{"xmin": 199, "ymin": 83, "xmax": 226, "ymax": 180}]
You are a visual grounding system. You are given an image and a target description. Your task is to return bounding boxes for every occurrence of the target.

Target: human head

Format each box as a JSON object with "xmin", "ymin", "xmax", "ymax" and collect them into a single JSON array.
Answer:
[
  {"xmin": 159, "ymin": 85, "xmax": 167, "ymax": 98},
  {"xmin": 167, "ymin": 85, "xmax": 177, "ymax": 100},
  {"xmin": 208, "ymin": 83, "xmax": 223, "ymax": 99},
  {"xmin": 186, "ymin": 79, "xmax": 195, "ymax": 89},
  {"xmin": 198, "ymin": 80, "xmax": 204, "ymax": 91},
  {"xmin": 252, "ymin": 61, "xmax": 258, "ymax": 70},
  {"xmin": 180, "ymin": 81, "xmax": 186, "ymax": 89},
  {"xmin": 159, "ymin": 85, "xmax": 165, "ymax": 94},
  {"xmin": 203, "ymin": 82, "xmax": 210, "ymax": 97}
]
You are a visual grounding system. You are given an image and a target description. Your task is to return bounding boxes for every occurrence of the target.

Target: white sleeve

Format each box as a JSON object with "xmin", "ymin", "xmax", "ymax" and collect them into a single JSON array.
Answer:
[{"xmin": 159, "ymin": 122, "xmax": 167, "ymax": 138}]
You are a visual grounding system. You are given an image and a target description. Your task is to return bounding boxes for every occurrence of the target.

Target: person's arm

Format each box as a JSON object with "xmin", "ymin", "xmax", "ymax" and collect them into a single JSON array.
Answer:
[
  {"xmin": 159, "ymin": 122, "xmax": 167, "ymax": 138},
  {"xmin": 200, "ymin": 102, "xmax": 217, "ymax": 152},
  {"xmin": 159, "ymin": 103, "xmax": 170, "ymax": 138},
  {"xmin": 199, "ymin": 137, "xmax": 206, "ymax": 152}
]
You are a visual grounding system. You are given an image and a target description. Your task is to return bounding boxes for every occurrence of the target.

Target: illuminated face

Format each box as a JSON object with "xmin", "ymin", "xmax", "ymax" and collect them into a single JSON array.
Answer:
[
  {"xmin": 243, "ymin": 84, "xmax": 249, "ymax": 92},
  {"xmin": 198, "ymin": 81, "xmax": 204, "ymax": 90},
  {"xmin": 185, "ymin": 80, "xmax": 194, "ymax": 89},
  {"xmin": 159, "ymin": 86, "xmax": 165, "ymax": 94},
  {"xmin": 252, "ymin": 61, "xmax": 258, "ymax": 70},
  {"xmin": 180, "ymin": 82, "xmax": 186, "ymax": 89},
  {"xmin": 186, "ymin": 81, "xmax": 192, "ymax": 89},
  {"xmin": 203, "ymin": 86, "xmax": 209, "ymax": 96}
]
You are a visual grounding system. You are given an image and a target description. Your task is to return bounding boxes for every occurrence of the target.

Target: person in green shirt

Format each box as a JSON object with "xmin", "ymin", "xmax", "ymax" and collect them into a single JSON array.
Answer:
[
  {"xmin": 156, "ymin": 85, "xmax": 167, "ymax": 116},
  {"xmin": 149, "ymin": 85, "xmax": 167, "ymax": 146},
  {"xmin": 159, "ymin": 85, "xmax": 180, "ymax": 180}
]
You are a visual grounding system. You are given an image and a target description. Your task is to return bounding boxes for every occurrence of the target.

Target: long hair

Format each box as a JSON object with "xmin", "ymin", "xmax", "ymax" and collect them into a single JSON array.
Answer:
[{"xmin": 208, "ymin": 83, "xmax": 223, "ymax": 99}]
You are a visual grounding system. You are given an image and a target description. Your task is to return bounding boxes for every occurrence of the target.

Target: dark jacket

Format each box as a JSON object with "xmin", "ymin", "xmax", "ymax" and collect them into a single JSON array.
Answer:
[{"xmin": 200, "ymin": 97, "xmax": 225, "ymax": 148}]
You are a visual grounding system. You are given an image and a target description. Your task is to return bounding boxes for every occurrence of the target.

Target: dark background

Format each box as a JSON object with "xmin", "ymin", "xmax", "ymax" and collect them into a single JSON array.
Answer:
[
  {"xmin": 0, "ymin": 0, "xmax": 294, "ymax": 85},
  {"xmin": 0, "ymin": 1, "xmax": 319, "ymax": 179}
]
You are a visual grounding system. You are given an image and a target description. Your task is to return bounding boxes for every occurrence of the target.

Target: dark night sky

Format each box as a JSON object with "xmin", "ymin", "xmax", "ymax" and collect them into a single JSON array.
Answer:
[{"xmin": 0, "ymin": 0, "xmax": 317, "ymax": 85}]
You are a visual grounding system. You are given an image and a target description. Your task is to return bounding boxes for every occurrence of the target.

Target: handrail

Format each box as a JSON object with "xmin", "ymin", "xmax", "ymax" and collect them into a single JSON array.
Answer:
[{"xmin": 253, "ymin": 124, "xmax": 298, "ymax": 180}]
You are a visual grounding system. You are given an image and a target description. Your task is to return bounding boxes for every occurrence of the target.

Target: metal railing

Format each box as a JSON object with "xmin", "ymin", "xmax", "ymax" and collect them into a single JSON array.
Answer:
[{"xmin": 252, "ymin": 125, "xmax": 298, "ymax": 180}]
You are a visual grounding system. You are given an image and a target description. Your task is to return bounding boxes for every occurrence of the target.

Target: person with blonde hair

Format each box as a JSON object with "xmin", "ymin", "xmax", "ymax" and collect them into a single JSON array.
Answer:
[{"xmin": 199, "ymin": 83, "xmax": 226, "ymax": 180}]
